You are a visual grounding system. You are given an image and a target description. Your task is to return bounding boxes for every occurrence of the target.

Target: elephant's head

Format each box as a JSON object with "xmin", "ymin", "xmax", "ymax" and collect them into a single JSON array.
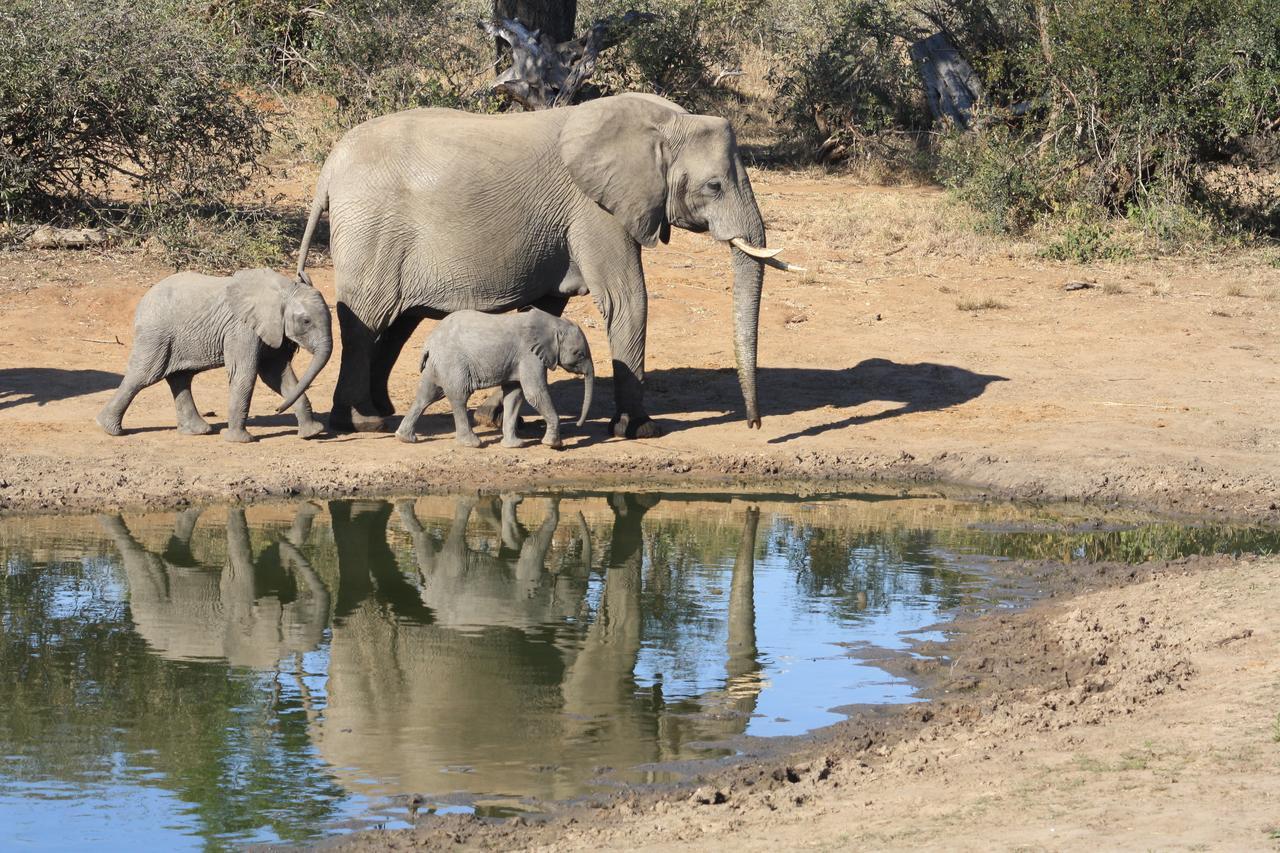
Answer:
[
  {"xmin": 560, "ymin": 94, "xmax": 795, "ymax": 429},
  {"xmin": 528, "ymin": 310, "xmax": 594, "ymax": 428},
  {"xmin": 227, "ymin": 269, "xmax": 333, "ymax": 413}
]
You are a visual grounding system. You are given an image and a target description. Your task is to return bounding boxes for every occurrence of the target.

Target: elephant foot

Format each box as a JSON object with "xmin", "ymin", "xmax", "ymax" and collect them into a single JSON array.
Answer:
[
  {"xmin": 542, "ymin": 436, "xmax": 564, "ymax": 450},
  {"xmin": 328, "ymin": 408, "xmax": 389, "ymax": 433},
  {"xmin": 296, "ymin": 420, "xmax": 325, "ymax": 440},
  {"xmin": 395, "ymin": 428, "xmax": 418, "ymax": 444},
  {"xmin": 500, "ymin": 436, "xmax": 524, "ymax": 448},
  {"xmin": 454, "ymin": 433, "xmax": 482, "ymax": 448},
  {"xmin": 475, "ymin": 408, "xmax": 525, "ymax": 432},
  {"xmin": 95, "ymin": 411, "xmax": 123, "ymax": 437},
  {"xmin": 223, "ymin": 428, "xmax": 256, "ymax": 444},
  {"xmin": 178, "ymin": 420, "xmax": 215, "ymax": 436},
  {"xmin": 610, "ymin": 413, "xmax": 663, "ymax": 439}
]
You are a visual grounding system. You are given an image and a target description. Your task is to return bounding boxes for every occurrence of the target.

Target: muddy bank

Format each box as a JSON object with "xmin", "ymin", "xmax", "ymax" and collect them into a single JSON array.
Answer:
[
  {"xmin": 331, "ymin": 552, "xmax": 1280, "ymax": 851},
  {"xmin": 2, "ymin": 442, "xmax": 1278, "ymax": 523}
]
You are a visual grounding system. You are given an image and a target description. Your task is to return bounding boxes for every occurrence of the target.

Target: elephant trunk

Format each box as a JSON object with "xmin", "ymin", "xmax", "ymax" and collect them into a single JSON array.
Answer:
[
  {"xmin": 276, "ymin": 337, "xmax": 332, "ymax": 414},
  {"xmin": 577, "ymin": 359, "xmax": 594, "ymax": 428},
  {"xmin": 730, "ymin": 212, "xmax": 766, "ymax": 429}
]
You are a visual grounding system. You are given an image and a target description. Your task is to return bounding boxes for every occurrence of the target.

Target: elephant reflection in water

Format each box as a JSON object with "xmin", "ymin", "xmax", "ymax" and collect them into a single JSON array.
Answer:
[
  {"xmin": 97, "ymin": 505, "xmax": 329, "ymax": 666},
  {"xmin": 315, "ymin": 495, "xmax": 763, "ymax": 803}
]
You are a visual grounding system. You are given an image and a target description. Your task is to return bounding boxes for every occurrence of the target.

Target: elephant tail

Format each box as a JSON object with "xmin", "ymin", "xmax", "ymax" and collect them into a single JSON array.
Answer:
[{"xmin": 296, "ymin": 161, "xmax": 331, "ymax": 281}]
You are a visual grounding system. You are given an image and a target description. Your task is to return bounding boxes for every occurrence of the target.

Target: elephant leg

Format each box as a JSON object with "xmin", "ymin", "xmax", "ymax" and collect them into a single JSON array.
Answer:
[
  {"xmin": 519, "ymin": 367, "xmax": 562, "ymax": 449},
  {"xmin": 330, "ymin": 302, "xmax": 388, "ymax": 433},
  {"xmin": 395, "ymin": 371, "xmax": 444, "ymax": 444},
  {"xmin": 597, "ymin": 285, "xmax": 661, "ymax": 439},
  {"xmin": 370, "ymin": 312, "xmax": 424, "ymax": 417},
  {"xmin": 445, "ymin": 386, "xmax": 482, "ymax": 448},
  {"xmin": 96, "ymin": 345, "xmax": 167, "ymax": 436},
  {"xmin": 165, "ymin": 371, "xmax": 213, "ymax": 435},
  {"xmin": 475, "ymin": 295, "xmax": 568, "ymax": 429},
  {"xmin": 499, "ymin": 382, "xmax": 525, "ymax": 448},
  {"xmin": 258, "ymin": 355, "xmax": 323, "ymax": 439},
  {"xmin": 224, "ymin": 348, "xmax": 259, "ymax": 444}
]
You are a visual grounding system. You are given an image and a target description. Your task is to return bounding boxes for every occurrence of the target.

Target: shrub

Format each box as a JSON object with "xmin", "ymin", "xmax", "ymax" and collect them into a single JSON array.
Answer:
[
  {"xmin": 0, "ymin": 0, "xmax": 268, "ymax": 220},
  {"xmin": 776, "ymin": 0, "xmax": 927, "ymax": 158},
  {"xmin": 304, "ymin": 1, "xmax": 496, "ymax": 127},
  {"xmin": 580, "ymin": 0, "xmax": 759, "ymax": 110},
  {"xmin": 942, "ymin": 0, "xmax": 1280, "ymax": 239},
  {"xmin": 142, "ymin": 204, "xmax": 294, "ymax": 272}
]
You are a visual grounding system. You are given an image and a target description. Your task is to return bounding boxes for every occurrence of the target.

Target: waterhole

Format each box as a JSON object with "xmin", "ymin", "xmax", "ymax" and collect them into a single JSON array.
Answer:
[{"xmin": 1, "ymin": 491, "xmax": 1275, "ymax": 849}]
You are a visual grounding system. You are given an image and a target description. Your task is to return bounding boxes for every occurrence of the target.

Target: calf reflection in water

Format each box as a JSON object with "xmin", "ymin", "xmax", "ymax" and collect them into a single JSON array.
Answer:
[
  {"xmin": 97, "ymin": 505, "xmax": 328, "ymax": 666},
  {"xmin": 95, "ymin": 495, "xmax": 764, "ymax": 806}
]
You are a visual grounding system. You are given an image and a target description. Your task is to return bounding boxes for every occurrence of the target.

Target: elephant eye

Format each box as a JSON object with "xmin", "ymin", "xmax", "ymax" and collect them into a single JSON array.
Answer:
[{"xmin": 704, "ymin": 180, "xmax": 723, "ymax": 196}]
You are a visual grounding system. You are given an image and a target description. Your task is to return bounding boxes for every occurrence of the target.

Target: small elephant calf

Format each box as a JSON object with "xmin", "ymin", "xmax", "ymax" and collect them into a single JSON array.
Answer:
[
  {"xmin": 395, "ymin": 308, "xmax": 594, "ymax": 448},
  {"xmin": 96, "ymin": 269, "xmax": 332, "ymax": 442}
]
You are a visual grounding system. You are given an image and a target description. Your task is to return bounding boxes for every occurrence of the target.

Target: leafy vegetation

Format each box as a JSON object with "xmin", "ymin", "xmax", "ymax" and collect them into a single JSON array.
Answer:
[
  {"xmin": 0, "ymin": 0, "xmax": 267, "ymax": 219},
  {"xmin": 1, "ymin": 0, "xmax": 1276, "ymax": 263}
]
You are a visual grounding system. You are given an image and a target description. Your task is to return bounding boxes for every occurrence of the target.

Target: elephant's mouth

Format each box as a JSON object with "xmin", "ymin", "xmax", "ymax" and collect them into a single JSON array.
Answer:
[{"xmin": 728, "ymin": 238, "xmax": 805, "ymax": 273}]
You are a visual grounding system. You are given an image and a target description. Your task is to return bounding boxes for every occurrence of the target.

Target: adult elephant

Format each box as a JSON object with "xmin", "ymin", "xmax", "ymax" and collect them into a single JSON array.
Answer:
[{"xmin": 296, "ymin": 93, "xmax": 791, "ymax": 436}]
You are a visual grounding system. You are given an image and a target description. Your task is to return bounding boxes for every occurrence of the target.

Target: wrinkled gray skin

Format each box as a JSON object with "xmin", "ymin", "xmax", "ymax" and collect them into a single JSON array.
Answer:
[
  {"xmin": 394, "ymin": 308, "xmax": 593, "ymax": 449},
  {"xmin": 96, "ymin": 269, "xmax": 332, "ymax": 442},
  {"xmin": 297, "ymin": 93, "xmax": 767, "ymax": 438}
]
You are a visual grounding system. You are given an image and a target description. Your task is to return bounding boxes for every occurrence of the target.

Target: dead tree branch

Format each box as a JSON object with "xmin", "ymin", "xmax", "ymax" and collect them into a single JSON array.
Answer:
[{"xmin": 484, "ymin": 10, "xmax": 656, "ymax": 109}]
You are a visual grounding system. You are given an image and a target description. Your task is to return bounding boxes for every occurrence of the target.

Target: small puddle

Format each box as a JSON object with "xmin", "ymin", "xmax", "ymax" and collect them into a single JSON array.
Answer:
[{"xmin": 0, "ymin": 491, "xmax": 1275, "ymax": 848}]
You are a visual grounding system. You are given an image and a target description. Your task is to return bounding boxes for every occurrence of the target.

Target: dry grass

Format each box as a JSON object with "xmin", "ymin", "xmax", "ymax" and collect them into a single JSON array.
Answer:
[
  {"xmin": 769, "ymin": 186, "xmax": 1038, "ymax": 264},
  {"xmin": 956, "ymin": 296, "xmax": 1009, "ymax": 312},
  {"xmin": 1225, "ymin": 283, "xmax": 1248, "ymax": 297},
  {"xmin": 1102, "ymin": 281, "xmax": 1125, "ymax": 295}
]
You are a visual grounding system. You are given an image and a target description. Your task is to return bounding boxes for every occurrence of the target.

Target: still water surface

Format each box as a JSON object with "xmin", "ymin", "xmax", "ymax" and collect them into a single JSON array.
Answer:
[{"xmin": 1, "ymin": 491, "xmax": 1275, "ymax": 850}]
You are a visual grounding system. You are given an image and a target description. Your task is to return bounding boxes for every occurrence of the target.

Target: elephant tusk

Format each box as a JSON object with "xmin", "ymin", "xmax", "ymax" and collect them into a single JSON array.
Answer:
[
  {"xmin": 728, "ymin": 238, "xmax": 807, "ymax": 273},
  {"xmin": 761, "ymin": 256, "xmax": 806, "ymax": 273},
  {"xmin": 728, "ymin": 238, "xmax": 782, "ymax": 259}
]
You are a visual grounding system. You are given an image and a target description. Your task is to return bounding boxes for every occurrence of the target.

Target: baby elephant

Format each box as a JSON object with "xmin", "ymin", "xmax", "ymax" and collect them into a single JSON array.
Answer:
[
  {"xmin": 96, "ymin": 269, "xmax": 332, "ymax": 442},
  {"xmin": 396, "ymin": 308, "xmax": 593, "ymax": 448}
]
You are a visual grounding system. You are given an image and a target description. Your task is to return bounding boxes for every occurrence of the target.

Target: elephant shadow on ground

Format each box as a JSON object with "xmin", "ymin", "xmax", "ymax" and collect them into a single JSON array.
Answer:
[
  {"xmin": 639, "ymin": 359, "xmax": 1008, "ymax": 443},
  {"xmin": 0, "ymin": 368, "xmax": 123, "ymax": 412}
]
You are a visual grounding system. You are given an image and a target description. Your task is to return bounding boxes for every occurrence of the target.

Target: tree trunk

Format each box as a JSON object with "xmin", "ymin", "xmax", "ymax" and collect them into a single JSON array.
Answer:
[{"xmin": 494, "ymin": 0, "xmax": 577, "ymax": 53}]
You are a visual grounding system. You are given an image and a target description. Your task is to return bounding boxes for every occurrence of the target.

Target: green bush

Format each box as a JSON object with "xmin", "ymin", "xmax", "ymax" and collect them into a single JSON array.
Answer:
[
  {"xmin": 304, "ymin": 1, "xmax": 496, "ymax": 127},
  {"xmin": 775, "ymin": 1, "xmax": 926, "ymax": 162},
  {"xmin": 943, "ymin": 0, "xmax": 1280, "ymax": 240},
  {"xmin": 580, "ymin": 0, "xmax": 761, "ymax": 110},
  {"xmin": 0, "ymin": 0, "xmax": 268, "ymax": 220}
]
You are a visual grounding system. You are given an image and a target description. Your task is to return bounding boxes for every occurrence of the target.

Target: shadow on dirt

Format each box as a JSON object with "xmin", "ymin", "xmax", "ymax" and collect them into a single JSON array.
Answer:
[
  {"xmin": 0, "ymin": 368, "xmax": 123, "ymax": 412},
  {"xmin": 640, "ymin": 359, "xmax": 1009, "ymax": 442},
  {"xmin": 362, "ymin": 358, "xmax": 1006, "ymax": 447}
]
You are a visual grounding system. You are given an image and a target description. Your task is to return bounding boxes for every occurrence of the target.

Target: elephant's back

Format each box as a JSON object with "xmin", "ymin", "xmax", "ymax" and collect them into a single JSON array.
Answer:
[
  {"xmin": 136, "ymin": 274, "xmax": 227, "ymax": 324},
  {"xmin": 132, "ymin": 275, "xmax": 232, "ymax": 369}
]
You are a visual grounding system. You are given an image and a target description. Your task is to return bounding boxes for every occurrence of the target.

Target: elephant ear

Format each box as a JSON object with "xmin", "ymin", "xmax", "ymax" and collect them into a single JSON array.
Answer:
[
  {"xmin": 227, "ymin": 270, "xmax": 286, "ymax": 349},
  {"xmin": 559, "ymin": 94, "xmax": 686, "ymax": 248},
  {"xmin": 529, "ymin": 325, "xmax": 560, "ymax": 369}
]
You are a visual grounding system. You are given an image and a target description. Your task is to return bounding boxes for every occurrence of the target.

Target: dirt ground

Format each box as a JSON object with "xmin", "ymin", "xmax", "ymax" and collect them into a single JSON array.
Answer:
[
  {"xmin": 340, "ymin": 553, "xmax": 1280, "ymax": 852},
  {"xmin": 1, "ymin": 172, "xmax": 1278, "ymax": 519}
]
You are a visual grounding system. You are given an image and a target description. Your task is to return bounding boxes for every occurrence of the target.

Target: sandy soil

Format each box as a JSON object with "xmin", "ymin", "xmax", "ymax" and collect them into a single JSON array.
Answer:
[
  {"xmin": 1, "ymin": 173, "xmax": 1278, "ymax": 519},
  {"xmin": 343, "ymin": 553, "xmax": 1280, "ymax": 851}
]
